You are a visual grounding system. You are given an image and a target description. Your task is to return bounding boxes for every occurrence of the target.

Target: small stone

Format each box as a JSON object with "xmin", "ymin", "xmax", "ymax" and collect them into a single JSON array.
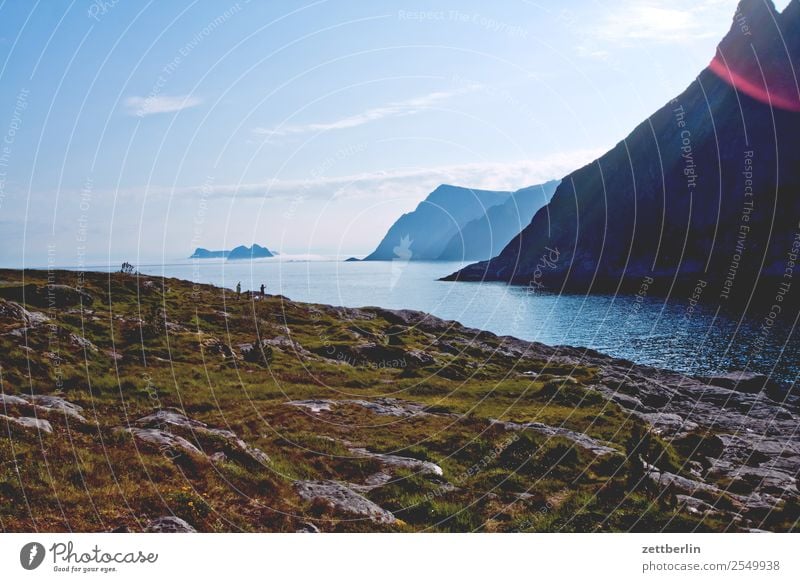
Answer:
[
  {"xmin": 0, "ymin": 414, "xmax": 53, "ymax": 434},
  {"xmin": 145, "ymin": 516, "xmax": 196, "ymax": 533}
]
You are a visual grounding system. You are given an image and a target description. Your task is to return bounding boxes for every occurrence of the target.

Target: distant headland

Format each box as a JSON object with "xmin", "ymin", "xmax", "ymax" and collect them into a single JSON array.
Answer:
[{"xmin": 190, "ymin": 244, "xmax": 275, "ymax": 260}]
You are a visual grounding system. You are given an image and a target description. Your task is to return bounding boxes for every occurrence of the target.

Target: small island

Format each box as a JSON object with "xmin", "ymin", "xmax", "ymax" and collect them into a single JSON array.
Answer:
[{"xmin": 190, "ymin": 244, "xmax": 274, "ymax": 261}]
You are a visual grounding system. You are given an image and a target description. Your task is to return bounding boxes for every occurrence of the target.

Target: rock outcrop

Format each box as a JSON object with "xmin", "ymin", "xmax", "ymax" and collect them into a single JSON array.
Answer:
[
  {"xmin": 145, "ymin": 516, "xmax": 197, "ymax": 533},
  {"xmin": 134, "ymin": 409, "xmax": 270, "ymax": 467},
  {"xmin": 294, "ymin": 480, "xmax": 396, "ymax": 524},
  {"xmin": 0, "ymin": 414, "xmax": 53, "ymax": 434}
]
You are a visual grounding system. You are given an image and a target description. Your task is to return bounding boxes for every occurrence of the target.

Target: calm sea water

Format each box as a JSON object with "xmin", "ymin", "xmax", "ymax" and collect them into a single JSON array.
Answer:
[{"xmin": 76, "ymin": 258, "xmax": 798, "ymax": 385}]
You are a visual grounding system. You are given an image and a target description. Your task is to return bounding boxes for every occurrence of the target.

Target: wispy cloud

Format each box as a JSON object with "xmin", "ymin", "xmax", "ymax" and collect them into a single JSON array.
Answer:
[
  {"xmin": 124, "ymin": 94, "xmax": 202, "ymax": 117},
  {"xmin": 585, "ymin": 0, "xmax": 732, "ymax": 49},
  {"xmin": 156, "ymin": 148, "xmax": 604, "ymax": 202},
  {"xmin": 252, "ymin": 86, "xmax": 480, "ymax": 138}
]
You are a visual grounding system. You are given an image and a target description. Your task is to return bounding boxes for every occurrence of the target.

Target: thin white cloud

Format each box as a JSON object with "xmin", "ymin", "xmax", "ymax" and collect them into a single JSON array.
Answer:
[
  {"xmin": 125, "ymin": 94, "xmax": 202, "ymax": 117},
  {"xmin": 156, "ymin": 148, "xmax": 604, "ymax": 202},
  {"xmin": 587, "ymin": 0, "xmax": 733, "ymax": 47},
  {"xmin": 253, "ymin": 86, "xmax": 480, "ymax": 138}
]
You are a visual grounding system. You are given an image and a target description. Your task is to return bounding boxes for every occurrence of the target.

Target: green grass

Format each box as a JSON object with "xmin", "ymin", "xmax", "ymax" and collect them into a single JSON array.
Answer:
[{"xmin": 0, "ymin": 268, "xmax": 777, "ymax": 532}]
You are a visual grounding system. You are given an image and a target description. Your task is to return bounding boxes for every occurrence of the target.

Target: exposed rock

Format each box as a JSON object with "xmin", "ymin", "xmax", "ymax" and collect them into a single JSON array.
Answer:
[
  {"xmin": 437, "ymin": 181, "xmax": 559, "ymax": 261},
  {"xmin": 315, "ymin": 342, "xmax": 409, "ymax": 368},
  {"xmin": 69, "ymin": 332, "xmax": 98, "ymax": 352},
  {"xmin": 164, "ymin": 321, "xmax": 186, "ymax": 333},
  {"xmin": 589, "ymin": 361, "xmax": 800, "ymax": 514},
  {"xmin": 239, "ymin": 341, "xmax": 273, "ymax": 364},
  {"xmin": 226, "ymin": 244, "xmax": 274, "ymax": 260},
  {"xmin": 200, "ymin": 337, "xmax": 236, "ymax": 359},
  {"xmin": 286, "ymin": 400, "xmax": 334, "ymax": 413},
  {"xmin": 646, "ymin": 466, "xmax": 731, "ymax": 501},
  {"xmin": 0, "ymin": 393, "xmax": 28, "ymax": 407},
  {"xmin": 443, "ymin": 1, "xmax": 800, "ymax": 309},
  {"xmin": 0, "ymin": 284, "xmax": 93, "ymax": 308},
  {"xmin": 345, "ymin": 398, "xmax": 428, "ymax": 418},
  {"xmin": 262, "ymin": 335, "xmax": 313, "ymax": 359},
  {"xmin": 145, "ymin": 516, "xmax": 196, "ymax": 533},
  {"xmin": 127, "ymin": 427, "xmax": 205, "ymax": 458},
  {"xmin": 294, "ymin": 480, "xmax": 395, "ymax": 524},
  {"xmin": 287, "ymin": 397, "xmax": 446, "ymax": 419},
  {"xmin": 295, "ymin": 522, "xmax": 321, "ymax": 533},
  {"xmin": 634, "ymin": 412, "xmax": 699, "ymax": 437},
  {"xmin": 349, "ymin": 447, "xmax": 443, "ymax": 476},
  {"xmin": 22, "ymin": 394, "xmax": 88, "ymax": 424},
  {"xmin": 135, "ymin": 409, "xmax": 269, "ymax": 466},
  {"xmin": 700, "ymin": 371, "xmax": 786, "ymax": 400},
  {"xmin": 407, "ymin": 349, "xmax": 435, "ymax": 366},
  {"xmin": 491, "ymin": 419, "xmax": 618, "ymax": 457},
  {"xmin": 0, "ymin": 414, "xmax": 53, "ymax": 434}
]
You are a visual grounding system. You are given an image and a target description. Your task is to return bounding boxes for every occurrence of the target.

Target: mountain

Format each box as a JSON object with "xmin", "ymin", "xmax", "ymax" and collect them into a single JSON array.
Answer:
[
  {"xmin": 190, "ymin": 244, "xmax": 274, "ymax": 260},
  {"xmin": 227, "ymin": 244, "xmax": 274, "ymax": 260},
  {"xmin": 362, "ymin": 185, "xmax": 512, "ymax": 261},
  {"xmin": 444, "ymin": 0, "xmax": 800, "ymax": 307},
  {"xmin": 436, "ymin": 180, "xmax": 559, "ymax": 261},
  {"xmin": 190, "ymin": 248, "xmax": 229, "ymax": 259}
]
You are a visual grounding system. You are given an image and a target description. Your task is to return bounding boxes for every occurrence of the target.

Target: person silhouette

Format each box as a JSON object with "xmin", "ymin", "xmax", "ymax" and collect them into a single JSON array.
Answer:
[
  {"xmin": 260, "ymin": 283, "xmax": 265, "ymax": 296},
  {"xmin": 236, "ymin": 281, "xmax": 241, "ymax": 298}
]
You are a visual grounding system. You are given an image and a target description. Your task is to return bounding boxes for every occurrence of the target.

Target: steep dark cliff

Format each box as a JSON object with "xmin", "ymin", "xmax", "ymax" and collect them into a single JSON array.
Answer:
[{"xmin": 444, "ymin": 0, "xmax": 800, "ymax": 307}]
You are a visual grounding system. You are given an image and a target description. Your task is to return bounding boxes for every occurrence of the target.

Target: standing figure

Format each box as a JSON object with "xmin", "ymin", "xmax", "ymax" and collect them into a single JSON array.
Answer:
[{"xmin": 236, "ymin": 281, "xmax": 241, "ymax": 298}]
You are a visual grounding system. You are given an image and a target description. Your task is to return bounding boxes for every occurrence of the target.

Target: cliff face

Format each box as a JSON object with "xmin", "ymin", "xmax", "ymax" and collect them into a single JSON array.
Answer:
[
  {"xmin": 436, "ymin": 180, "xmax": 559, "ymax": 261},
  {"xmin": 445, "ymin": 0, "xmax": 800, "ymax": 305},
  {"xmin": 363, "ymin": 185, "xmax": 512, "ymax": 261}
]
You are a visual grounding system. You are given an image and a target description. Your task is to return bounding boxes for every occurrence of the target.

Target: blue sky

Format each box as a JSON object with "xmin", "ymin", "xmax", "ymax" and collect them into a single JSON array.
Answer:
[{"xmin": 0, "ymin": 0, "xmax": 788, "ymax": 266}]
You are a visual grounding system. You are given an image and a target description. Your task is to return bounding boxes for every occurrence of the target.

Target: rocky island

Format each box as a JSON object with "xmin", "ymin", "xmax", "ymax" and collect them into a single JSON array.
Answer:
[
  {"xmin": 190, "ymin": 244, "xmax": 274, "ymax": 260},
  {"xmin": 0, "ymin": 269, "xmax": 797, "ymax": 532}
]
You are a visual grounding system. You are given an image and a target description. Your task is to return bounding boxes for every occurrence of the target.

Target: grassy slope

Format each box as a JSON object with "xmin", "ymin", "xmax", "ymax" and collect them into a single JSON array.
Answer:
[{"xmin": 0, "ymin": 269, "xmax": 770, "ymax": 532}]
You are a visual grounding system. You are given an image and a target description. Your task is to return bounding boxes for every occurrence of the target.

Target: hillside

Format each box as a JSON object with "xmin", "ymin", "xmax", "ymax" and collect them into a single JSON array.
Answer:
[{"xmin": 0, "ymin": 269, "xmax": 797, "ymax": 532}]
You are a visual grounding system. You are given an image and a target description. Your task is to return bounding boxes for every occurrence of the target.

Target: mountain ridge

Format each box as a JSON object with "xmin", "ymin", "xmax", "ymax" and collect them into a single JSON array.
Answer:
[
  {"xmin": 363, "ymin": 184, "xmax": 513, "ymax": 261},
  {"xmin": 443, "ymin": 0, "xmax": 800, "ymax": 308}
]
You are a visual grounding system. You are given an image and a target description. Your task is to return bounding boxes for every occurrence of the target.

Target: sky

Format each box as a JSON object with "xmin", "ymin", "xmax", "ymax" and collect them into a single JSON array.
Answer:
[{"xmin": 0, "ymin": 0, "xmax": 791, "ymax": 266}]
